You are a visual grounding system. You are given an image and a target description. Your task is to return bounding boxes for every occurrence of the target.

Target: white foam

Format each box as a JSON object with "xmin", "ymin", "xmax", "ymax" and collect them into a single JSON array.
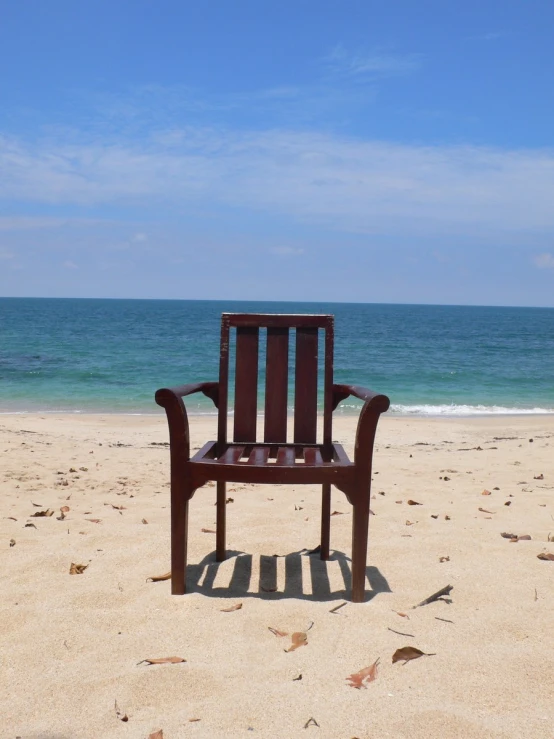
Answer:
[{"xmin": 390, "ymin": 403, "xmax": 554, "ymax": 417}]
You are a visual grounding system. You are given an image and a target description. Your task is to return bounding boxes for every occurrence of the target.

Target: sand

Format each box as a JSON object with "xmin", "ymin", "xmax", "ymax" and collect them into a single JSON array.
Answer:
[{"xmin": 1, "ymin": 412, "xmax": 553, "ymax": 738}]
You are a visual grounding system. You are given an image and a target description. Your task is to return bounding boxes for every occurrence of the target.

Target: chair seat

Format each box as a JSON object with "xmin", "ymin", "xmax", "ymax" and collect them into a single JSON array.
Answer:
[{"xmin": 189, "ymin": 441, "xmax": 354, "ymax": 485}]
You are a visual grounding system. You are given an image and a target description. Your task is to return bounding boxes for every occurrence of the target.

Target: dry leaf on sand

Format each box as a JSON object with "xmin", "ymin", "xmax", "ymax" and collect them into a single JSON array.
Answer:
[
  {"xmin": 220, "ymin": 603, "xmax": 242, "ymax": 612},
  {"xmin": 146, "ymin": 572, "xmax": 171, "ymax": 582},
  {"xmin": 478, "ymin": 507, "xmax": 495, "ymax": 514},
  {"xmin": 201, "ymin": 528, "xmax": 216, "ymax": 533},
  {"xmin": 392, "ymin": 646, "xmax": 435, "ymax": 665},
  {"xmin": 69, "ymin": 563, "xmax": 88, "ymax": 575},
  {"xmin": 86, "ymin": 518, "xmax": 102, "ymax": 524},
  {"xmin": 285, "ymin": 632, "xmax": 307, "ymax": 652},
  {"xmin": 330, "ymin": 510, "xmax": 344, "ymax": 515},
  {"xmin": 346, "ymin": 658, "xmax": 380, "ymax": 688},
  {"xmin": 537, "ymin": 552, "xmax": 554, "ymax": 561},
  {"xmin": 10, "ymin": 539, "xmax": 16, "ymax": 547},
  {"xmin": 31, "ymin": 509, "xmax": 55, "ymax": 517},
  {"xmin": 142, "ymin": 518, "xmax": 148, "ymax": 524},
  {"xmin": 407, "ymin": 499, "xmax": 422, "ymax": 506},
  {"xmin": 481, "ymin": 489, "xmax": 492, "ymax": 495},
  {"xmin": 393, "ymin": 610, "xmax": 409, "ymax": 619},
  {"xmin": 149, "ymin": 731, "xmax": 164, "ymax": 739},
  {"xmin": 268, "ymin": 627, "xmax": 288, "ymax": 637},
  {"xmin": 138, "ymin": 656, "xmax": 186, "ymax": 666},
  {"xmin": 57, "ymin": 506, "xmax": 70, "ymax": 520},
  {"xmin": 114, "ymin": 700, "xmax": 128, "ymax": 722}
]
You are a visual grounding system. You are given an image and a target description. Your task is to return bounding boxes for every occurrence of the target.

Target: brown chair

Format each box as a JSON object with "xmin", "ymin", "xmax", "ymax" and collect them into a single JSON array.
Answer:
[{"xmin": 155, "ymin": 313, "xmax": 389, "ymax": 602}]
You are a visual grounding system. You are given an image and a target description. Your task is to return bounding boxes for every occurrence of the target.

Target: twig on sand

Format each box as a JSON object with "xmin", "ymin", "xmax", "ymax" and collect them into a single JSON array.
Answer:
[
  {"xmin": 435, "ymin": 616, "xmax": 454, "ymax": 624},
  {"xmin": 329, "ymin": 602, "xmax": 347, "ymax": 614},
  {"xmin": 304, "ymin": 717, "xmax": 320, "ymax": 729},
  {"xmin": 387, "ymin": 627, "xmax": 415, "ymax": 638},
  {"xmin": 413, "ymin": 584, "xmax": 453, "ymax": 609}
]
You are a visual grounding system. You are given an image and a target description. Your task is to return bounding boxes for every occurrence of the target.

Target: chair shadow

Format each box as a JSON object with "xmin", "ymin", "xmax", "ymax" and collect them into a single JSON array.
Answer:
[{"xmin": 186, "ymin": 549, "xmax": 391, "ymax": 603}]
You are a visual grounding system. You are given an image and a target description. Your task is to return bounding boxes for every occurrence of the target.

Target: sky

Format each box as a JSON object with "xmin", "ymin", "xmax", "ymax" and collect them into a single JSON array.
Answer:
[{"xmin": 1, "ymin": 0, "xmax": 554, "ymax": 306}]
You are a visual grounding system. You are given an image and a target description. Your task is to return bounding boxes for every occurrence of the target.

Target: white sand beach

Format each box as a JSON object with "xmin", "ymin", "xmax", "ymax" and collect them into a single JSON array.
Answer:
[{"xmin": 1, "ymin": 413, "xmax": 553, "ymax": 738}]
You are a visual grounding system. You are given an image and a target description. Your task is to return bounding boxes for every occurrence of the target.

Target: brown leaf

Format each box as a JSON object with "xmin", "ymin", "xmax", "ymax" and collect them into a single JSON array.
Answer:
[
  {"xmin": 226, "ymin": 497, "xmax": 234, "ymax": 503},
  {"xmin": 6, "ymin": 517, "xmax": 17, "ymax": 521},
  {"xmin": 407, "ymin": 499, "xmax": 422, "ymax": 506},
  {"xmin": 392, "ymin": 646, "xmax": 434, "ymax": 664},
  {"xmin": 114, "ymin": 700, "xmax": 128, "ymax": 722},
  {"xmin": 478, "ymin": 507, "xmax": 495, "ymax": 514},
  {"xmin": 537, "ymin": 552, "xmax": 554, "ymax": 561},
  {"xmin": 501, "ymin": 531, "xmax": 518, "ymax": 539},
  {"xmin": 268, "ymin": 627, "xmax": 288, "ymax": 637},
  {"xmin": 346, "ymin": 658, "xmax": 380, "ymax": 688},
  {"xmin": 444, "ymin": 515, "xmax": 451, "ymax": 520},
  {"xmin": 303, "ymin": 718, "xmax": 320, "ymax": 729},
  {"xmin": 149, "ymin": 731, "xmax": 164, "ymax": 739},
  {"xmin": 69, "ymin": 563, "xmax": 88, "ymax": 575},
  {"xmin": 60, "ymin": 505, "xmax": 70, "ymax": 513},
  {"xmin": 57, "ymin": 505, "xmax": 70, "ymax": 520},
  {"xmin": 393, "ymin": 610, "xmax": 409, "ymax": 619},
  {"xmin": 430, "ymin": 514, "xmax": 439, "ymax": 519},
  {"xmin": 108, "ymin": 504, "xmax": 126, "ymax": 510},
  {"xmin": 481, "ymin": 489, "xmax": 492, "ymax": 495},
  {"xmin": 201, "ymin": 528, "xmax": 216, "ymax": 533},
  {"xmin": 189, "ymin": 718, "xmax": 201, "ymax": 722},
  {"xmin": 439, "ymin": 556, "xmax": 450, "ymax": 563},
  {"xmin": 24, "ymin": 522, "xmax": 37, "ymax": 528},
  {"xmin": 141, "ymin": 518, "xmax": 148, "ymax": 524},
  {"xmin": 405, "ymin": 520, "xmax": 414, "ymax": 526},
  {"xmin": 138, "ymin": 656, "xmax": 186, "ymax": 665},
  {"xmin": 330, "ymin": 510, "xmax": 344, "ymax": 515},
  {"xmin": 147, "ymin": 572, "xmax": 171, "ymax": 582},
  {"xmin": 285, "ymin": 632, "xmax": 307, "ymax": 652},
  {"xmin": 31, "ymin": 509, "xmax": 55, "ymax": 517},
  {"xmin": 516, "ymin": 534, "xmax": 531, "ymax": 541},
  {"xmin": 86, "ymin": 518, "xmax": 102, "ymax": 524},
  {"xmin": 220, "ymin": 603, "xmax": 242, "ymax": 612},
  {"xmin": 10, "ymin": 539, "xmax": 16, "ymax": 547},
  {"xmin": 533, "ymin": 473, "xmax": 544, "ymax": 480}
]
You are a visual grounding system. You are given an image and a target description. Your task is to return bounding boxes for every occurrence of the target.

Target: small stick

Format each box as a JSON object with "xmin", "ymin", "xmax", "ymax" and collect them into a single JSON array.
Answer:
[
  {"xmin": 387, "ymin": 627, "xmax": 415, "ymax": 637},
  {"xmin": 435, "ymin": 616, "xmax": 454, "ymax": 624},
  {"xmin": 329, "ymin": 601, "xmax": 347, "ymax": 614},
  {"xmin": 534, "ymin": 588, "xmax": 538, "ymax": 602},
  {"xmin": 304, "ymin": 717, "xmax": 320, "ymax": 729},
  {"xmin": 413, "ymin": 584, "xmax": 453, "ymax": 609}
]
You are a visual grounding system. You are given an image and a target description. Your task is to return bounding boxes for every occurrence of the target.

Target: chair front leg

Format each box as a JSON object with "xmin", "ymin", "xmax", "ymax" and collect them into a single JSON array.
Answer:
[
  {"xmin": 216, "ymin": 480, "xmax": 226, "ymax": 561},
  {"xmin": 351, "ymin": 494, "xmax": 370, "ymax": 602},
  {"xmin": 320, "ymin": 482, "xmax": 331, "ymax": 560},
  {"xmin": 171, "ymin": 489, "xmax": 189, "ymax": 595}
]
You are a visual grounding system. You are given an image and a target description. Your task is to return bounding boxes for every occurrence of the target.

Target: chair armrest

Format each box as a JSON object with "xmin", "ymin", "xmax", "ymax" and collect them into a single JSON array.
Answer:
[
  {"xmin": 155, "ymin": 381, "xmax": 219, "ymax": 409},
  {"xmin": 332, "ymin": 384, "xmax": 390, "ymax": 480},
  {"xmin": 155, "ymin": 381, "xmax": 218, "ymax": 464},
  {"xmin": 332, "ymin": 383, "xmax": 390, "ymax": 413}
]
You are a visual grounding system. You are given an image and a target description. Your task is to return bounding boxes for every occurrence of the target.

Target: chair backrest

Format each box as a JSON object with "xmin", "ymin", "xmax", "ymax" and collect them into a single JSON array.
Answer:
[{"xmin": 217, "ymin": 314, "xmax": 334, "ymax": 447}]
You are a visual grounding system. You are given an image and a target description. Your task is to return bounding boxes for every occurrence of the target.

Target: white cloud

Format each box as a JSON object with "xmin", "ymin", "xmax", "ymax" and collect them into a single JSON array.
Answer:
[
  {"xmin": 326, "ymin": 45, "xmax": 422, "ymax": 77},
  {"xmin": 533, "ymin": 253, "xmax": 554, "ymax": 269},
  {"xmin": 269, "ymin": 246, "xmax": 305, "ymax": 256},
  {"xmin": 2, "ymin": 128, "xmax": 554, "ymax": 243},
  {"xmin": 132, "ymin": 232, "xmax": 147, "ymax": 242}
]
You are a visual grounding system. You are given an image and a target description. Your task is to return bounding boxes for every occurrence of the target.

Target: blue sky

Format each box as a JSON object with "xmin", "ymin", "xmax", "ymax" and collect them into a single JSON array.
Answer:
[{"xmin": 1, "ymin": 0, "xmax": 554, "ymax": 306}]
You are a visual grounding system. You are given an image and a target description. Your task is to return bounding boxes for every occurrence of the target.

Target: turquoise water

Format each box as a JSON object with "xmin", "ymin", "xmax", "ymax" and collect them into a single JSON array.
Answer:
[{"xmin": 1, "ymin": 298, "xmax": 553, "ymax": 416}]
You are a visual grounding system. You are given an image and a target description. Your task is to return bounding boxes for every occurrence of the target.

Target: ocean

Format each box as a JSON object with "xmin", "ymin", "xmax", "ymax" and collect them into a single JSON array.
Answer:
[{"xmin": 1, "ymin": 298, "xmax": 553, "ymax": 416}]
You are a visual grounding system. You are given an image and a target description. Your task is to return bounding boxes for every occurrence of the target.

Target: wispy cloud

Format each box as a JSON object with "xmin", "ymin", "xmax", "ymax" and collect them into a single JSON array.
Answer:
[
  {"xmin": 468, "ymin": 31, "xmax": 506, "ymax": 42},
  {"xmin": 269, "ymin": 246, "xmax": 305, "ymax": 256},
  {"xmin": 533, "ymin": 253, "xmax": 554, "ymax": 269},
  {"xmin": 325, "ymin": 44, "xmax": 423, "ymax": 77}
]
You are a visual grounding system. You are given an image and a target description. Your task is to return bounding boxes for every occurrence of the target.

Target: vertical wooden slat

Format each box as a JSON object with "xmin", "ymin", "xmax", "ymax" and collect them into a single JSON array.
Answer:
[
  {"xmin": 264, "ymin": 327, "xmax": 289, "ymax": 442},
  {"xmin": 217, "ymin": 316, "xmax": 231, "ymax": 453},
  {"xmin": 294, "ymin": 327, "xmax": 318, "ymax": 443},
  {"xmin": 233, "ymin": 326, "xmax": 259, "ymax": 442},
  {"xmin": 323, "ymin": 317, "xmax": 334, "ymax": 447}
]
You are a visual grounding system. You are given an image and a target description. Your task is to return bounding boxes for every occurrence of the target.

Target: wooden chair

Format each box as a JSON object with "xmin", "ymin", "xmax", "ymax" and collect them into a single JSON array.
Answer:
[{"xmin": 155, "ymin": 313, "xmax": 390, "ymax": 602}]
